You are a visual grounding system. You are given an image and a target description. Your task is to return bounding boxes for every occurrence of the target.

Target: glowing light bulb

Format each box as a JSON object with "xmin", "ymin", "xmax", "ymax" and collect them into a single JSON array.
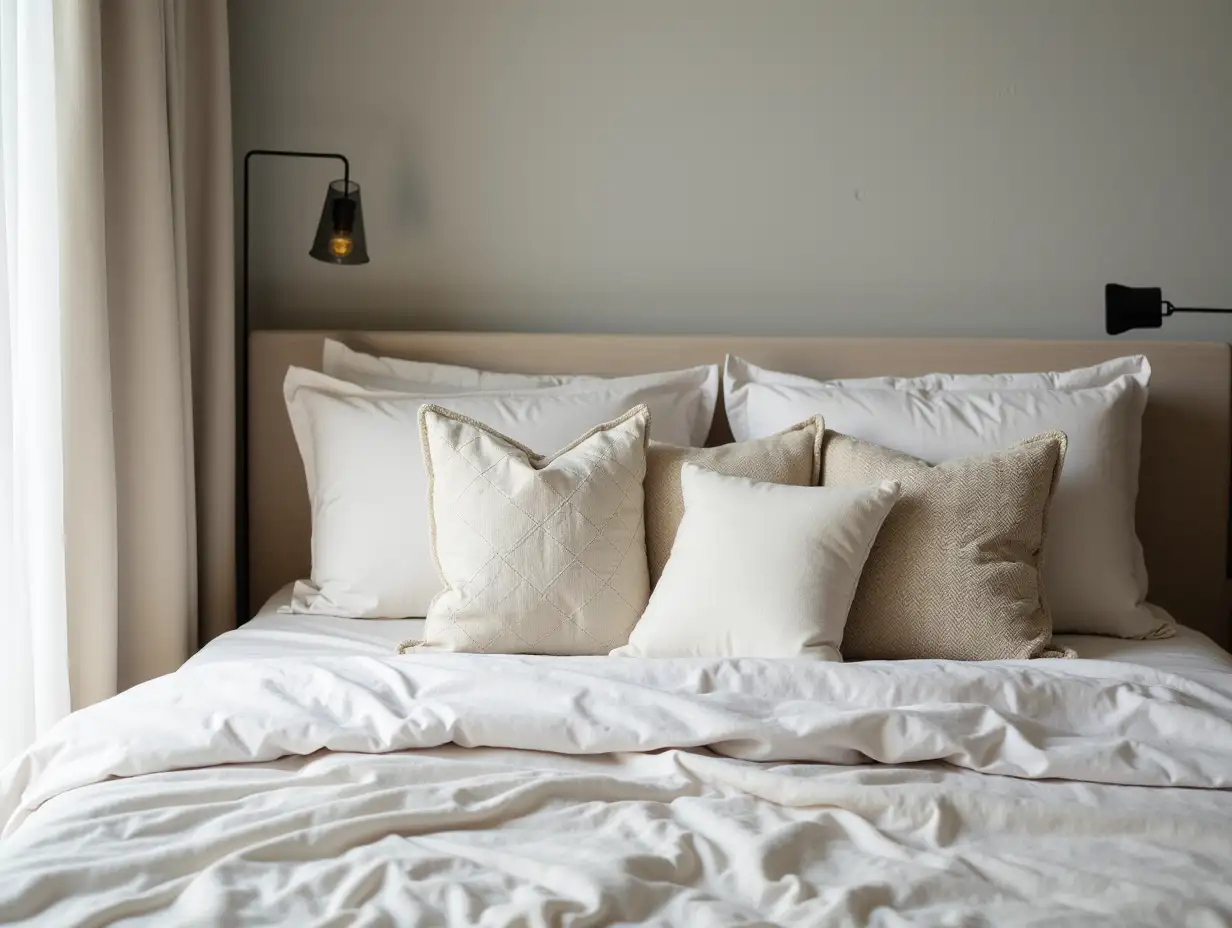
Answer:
[{"xmin": 328, "ymin": 233, "xmax": 354, "ymax": 258}]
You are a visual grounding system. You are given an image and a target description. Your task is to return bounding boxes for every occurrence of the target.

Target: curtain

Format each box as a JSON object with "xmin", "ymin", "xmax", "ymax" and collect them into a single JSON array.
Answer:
[
  {"xmin": 0, "ymin": 0, "xmax": 73, "ymax": 764},
  {"xmin": 0, "ymin": 0, "xmax": 233, "ymax": 766}
]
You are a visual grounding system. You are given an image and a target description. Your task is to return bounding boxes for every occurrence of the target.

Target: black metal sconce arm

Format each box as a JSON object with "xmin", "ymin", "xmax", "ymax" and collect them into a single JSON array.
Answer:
[
  {"xmin": 236, "ymin": 149, "xmax": 354, "ymax": 626},
  {"xmin": 1163, "ymin": 302, "xmax": 1232, "ymax": 317}
]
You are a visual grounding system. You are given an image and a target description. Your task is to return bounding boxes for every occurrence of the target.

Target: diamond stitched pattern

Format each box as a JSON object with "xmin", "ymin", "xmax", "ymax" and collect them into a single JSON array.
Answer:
[{"xmin": 417, "ymin": 405, "xmax": 650, "ymax": 655}]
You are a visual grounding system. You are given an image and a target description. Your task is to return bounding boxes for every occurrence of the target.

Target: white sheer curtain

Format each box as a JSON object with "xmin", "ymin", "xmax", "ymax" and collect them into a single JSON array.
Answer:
[
  {"xmin": 0, "ymin": 0, "xmax": 73, "ymax": 764},
  {"xmin": 0, "ymin": 0, "xmax": 234, "ymax": 768}
]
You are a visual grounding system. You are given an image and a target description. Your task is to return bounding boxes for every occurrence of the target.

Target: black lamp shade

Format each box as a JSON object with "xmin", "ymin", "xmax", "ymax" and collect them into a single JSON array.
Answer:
[
  {"xmin": 310, "ymin": 179, "xmax": 369, "ymax": 265},
  {"xmin": 1105, "ymin": 283, "xmax": 1163, "ymax": 335}
]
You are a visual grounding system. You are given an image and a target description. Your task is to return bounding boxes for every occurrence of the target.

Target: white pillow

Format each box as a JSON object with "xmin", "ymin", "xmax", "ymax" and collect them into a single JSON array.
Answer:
[
  {"xmin": 724, "ymin": 355, "xmax": 1160, "ymax": 639},
  {"xmin": 284, "ymin": 366, "xmax": 714, "ymax": 618},
  {"xmin": 613, "ymin": 464, "xmax": 899, "ymax": 660},
  {"xmin": 413, "ymin": 405, "xmax": 650, "ymax": 655},
  {"xmin": 323, "ymin": 338, "xmax": 603, "ymax": 392},
  {"xmin": 323, "ymin": 340, "xmax": 721, "ymax": 446},
  {"xmin": 810, "ymin": 355, "xmax": 1148, "ymax": 392}
]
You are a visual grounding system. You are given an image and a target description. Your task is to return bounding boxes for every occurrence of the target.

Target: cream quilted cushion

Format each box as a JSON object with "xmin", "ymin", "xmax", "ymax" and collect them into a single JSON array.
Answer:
[
  {"xmin": 644, "ymin": 418, "xmax": 824, "ymax": 586},
  {"xmin": 822, "ymin": 429, "xmax": 1071, "ymax": 661},
  {"xmin": 411, "ymin": 404, "xmax": 651, "ymax": 655}
]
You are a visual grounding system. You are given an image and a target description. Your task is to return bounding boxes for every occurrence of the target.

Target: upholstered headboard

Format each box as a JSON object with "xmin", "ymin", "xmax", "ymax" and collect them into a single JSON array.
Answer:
[{"xmin": 248, "ymin": 331, "xmax": 1231, "ymax": 645}]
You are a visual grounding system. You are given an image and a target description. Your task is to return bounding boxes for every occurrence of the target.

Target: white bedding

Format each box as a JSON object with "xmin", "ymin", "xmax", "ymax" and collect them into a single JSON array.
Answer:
[
  {"xmin": 192, "ymin": 585, "xmax": 1232, "ymax": 676},
  {"xmin": 3, "ymin": 595, "xmax": 1232, "ymax": 925}
]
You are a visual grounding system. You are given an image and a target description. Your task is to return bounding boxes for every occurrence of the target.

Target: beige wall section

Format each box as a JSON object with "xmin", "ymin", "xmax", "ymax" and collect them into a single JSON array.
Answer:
[{"xmin": 230, "ymin": 1, "xmax": 1232, "ymax": 338}]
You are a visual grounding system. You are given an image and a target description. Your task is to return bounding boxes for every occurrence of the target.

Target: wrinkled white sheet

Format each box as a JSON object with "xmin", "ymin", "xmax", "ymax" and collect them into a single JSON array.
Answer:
[
  {"xmin": 3, "ymin": 651, "xmax": 1232, "ymax": 925},
  {"xmin": 188, "ymin": 584, "xmax": 1232, "ymax": 675}
]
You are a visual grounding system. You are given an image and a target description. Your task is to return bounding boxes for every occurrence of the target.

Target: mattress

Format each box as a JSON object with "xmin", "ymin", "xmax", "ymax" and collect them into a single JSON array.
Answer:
[{"xmin": 187, "ymin": 584, "xmax": 1232, "ymax": 674}]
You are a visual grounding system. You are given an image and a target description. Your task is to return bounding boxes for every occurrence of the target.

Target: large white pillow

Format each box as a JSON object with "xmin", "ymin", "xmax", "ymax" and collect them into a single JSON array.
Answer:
[
  {"xmin": 284, "ymin": 366, "xmax": 715, "ymax": 618},
  {"xmin": 323, "ymin": 340, "xmax": 721, "ymax": 445},
  {"xmin": 818, "ymin": 355, "xmax": 1148, "ymax": 392},
  {"xmin": 613, "ymin": 464, "xmax": 899, "ymax": 660},
  {"xmin": 323, "ymin": 338, "xmax": 603, "ymax": 392},
  {"xmin": 322, "ymin": 340, "xmax": 719, "ymax": 448},
  {"xmin": 724, "ymin": 355, "xmax": 1160, "ymax": 639}
]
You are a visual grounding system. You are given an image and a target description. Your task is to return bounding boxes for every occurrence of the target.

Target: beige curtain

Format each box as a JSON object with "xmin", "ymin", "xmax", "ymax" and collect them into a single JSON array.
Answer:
[{"xmin": 58, "ymin": 0, "xmax": 234, "ymax": 706}]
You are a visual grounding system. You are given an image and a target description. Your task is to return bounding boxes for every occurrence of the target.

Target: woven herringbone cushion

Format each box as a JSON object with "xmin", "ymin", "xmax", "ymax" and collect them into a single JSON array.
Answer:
[
  {"xmin": 412, "ymin": 404, "xmax": 650, "ymax": 655},
  {"xmin": 822, "ymin": 430, "xmax": 1071, "ymax": 661},
  {"xmin": 644, "ymin": 417, "xmax": 823, "ymax": 586}
]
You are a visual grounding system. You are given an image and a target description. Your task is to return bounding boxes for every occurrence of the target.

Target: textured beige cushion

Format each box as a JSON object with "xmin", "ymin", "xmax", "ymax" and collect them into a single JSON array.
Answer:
[
  {"xmin": 822, "ymin": 430, "xmax": 1071, "ymax": 661},
  {"xmin": 409, "ymin": 404, "xmax": 651, "ymax": 655},
  {"xmin": 644, "ymin": 418, "xmax": 823, "ymax": 585}
]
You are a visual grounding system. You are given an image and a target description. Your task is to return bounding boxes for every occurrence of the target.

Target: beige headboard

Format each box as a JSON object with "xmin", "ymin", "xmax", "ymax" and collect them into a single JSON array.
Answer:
[{"xmin": 249, "ymin": 331, "xmax": 1231, "ymax": 645}]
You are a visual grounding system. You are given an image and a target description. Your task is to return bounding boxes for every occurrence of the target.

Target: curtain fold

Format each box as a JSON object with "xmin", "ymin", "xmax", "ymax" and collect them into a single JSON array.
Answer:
[
  {"xmin": 0, "ymin": 0, "xmax": 233, "ymax": 763},
  {"xmin": 176, "ymin": 0, "xmax": 235, "ymax": 651},
  {"xmin": 56, "ymin": 0, "xmax": 118, "ymax": 711},
  {"xmin": 100, "ymin": 0, "xmax": 199, "ymax": 689},
  {"xmin": 95, "ymin": 0, "xmax": 234, "ymax": 694},
  {"xmin": 0, "ymin": 0, "xmax": 73, "ymax": 763}
]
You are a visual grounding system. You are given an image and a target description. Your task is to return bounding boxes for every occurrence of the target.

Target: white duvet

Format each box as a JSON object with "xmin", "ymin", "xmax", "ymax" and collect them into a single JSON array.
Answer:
[{"xmin": 3, "ymin": 647, "xmax": 1232, "ymax": 926}]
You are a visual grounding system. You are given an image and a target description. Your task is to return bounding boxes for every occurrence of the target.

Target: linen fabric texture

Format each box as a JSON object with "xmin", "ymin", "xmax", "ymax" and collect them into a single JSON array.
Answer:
[
  {"xmin": 414, "ymin": 405, "xmax": 651, "ymax": 655},
  {"xmin": 823, "ymin": 430, "xmax": 1070, "ymax": 661}
]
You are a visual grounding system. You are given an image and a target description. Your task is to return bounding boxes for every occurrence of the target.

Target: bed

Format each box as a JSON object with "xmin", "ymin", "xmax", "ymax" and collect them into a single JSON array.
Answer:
[
  {"xmin": 2, "ymin": 333, "xmax": 1232, "ymax": 926},
  {"xmin": 196, "ymin": 583, "xmax": 1232, "ymax": 677}
]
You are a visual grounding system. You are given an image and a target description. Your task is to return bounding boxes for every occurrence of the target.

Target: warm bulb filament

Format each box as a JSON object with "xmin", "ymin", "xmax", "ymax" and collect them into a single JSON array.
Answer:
[{"xmin": 329, "ymin": 233, "xmax": 354, "ymax": 258}]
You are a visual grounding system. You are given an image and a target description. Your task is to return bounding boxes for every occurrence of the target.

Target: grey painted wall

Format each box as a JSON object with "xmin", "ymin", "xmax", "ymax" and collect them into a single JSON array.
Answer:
[{"xmin": 231, "ymin": 0, "xmax": 1232, "ymax": 340}]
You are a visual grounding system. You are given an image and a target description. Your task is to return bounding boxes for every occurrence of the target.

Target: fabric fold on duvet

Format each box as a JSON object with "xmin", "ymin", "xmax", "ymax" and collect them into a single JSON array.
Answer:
[{"xmin": 5, "ymin": 652, "xmax": 1232, "ymax": 838}]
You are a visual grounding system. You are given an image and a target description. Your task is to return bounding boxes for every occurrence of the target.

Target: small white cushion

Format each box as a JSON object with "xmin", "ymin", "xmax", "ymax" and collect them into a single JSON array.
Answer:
[
  {"xmin": 723, "ymin": 355, "xmax": 1161, "ymax": 639},
  {"xmin": 613, "ymin": 465, "xmax": 900, "ymax": 660},
  {"xmin": 285, "ymin": 367, "xmax": 713, "ymax": 619},
  {"xmin": 415, "ymin": 405, "xmax": 650, "ymax": 655}
]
